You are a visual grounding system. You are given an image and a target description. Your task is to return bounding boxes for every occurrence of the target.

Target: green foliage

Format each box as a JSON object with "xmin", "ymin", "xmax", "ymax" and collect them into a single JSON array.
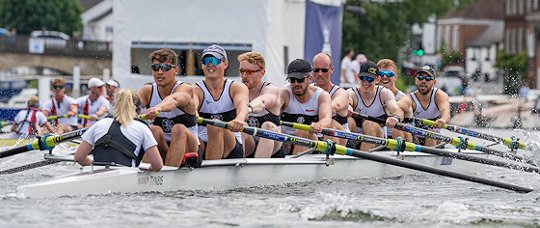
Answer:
[
  {"xmin": 439, "ymin": 43, "xmax": 463, "ymax": 67},
  {"xmin": 495, "ymin": 50, "xmax": 528, "ymax": 94},
  {"xmin": 0, "ymin": 0, "xmax": 83, "ymax": 36}
]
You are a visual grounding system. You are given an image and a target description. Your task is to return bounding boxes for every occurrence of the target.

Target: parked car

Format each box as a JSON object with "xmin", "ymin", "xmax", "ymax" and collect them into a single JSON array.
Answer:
[{"xmin": 30, "ymin": 30, "xmax": 70, "ymax": 48}]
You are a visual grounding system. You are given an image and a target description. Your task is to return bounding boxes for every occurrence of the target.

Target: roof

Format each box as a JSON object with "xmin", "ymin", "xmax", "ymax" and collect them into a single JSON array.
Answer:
[
  {"xmin": 466, "ymin": 22, "xmax": 504, "ymax": 47},
  {"xmin": 443, "ymin": 0, "xmax": 504, "ymax": 20},
  {"xmin": 79, "ymin": 0, "xmax": 103, "ymax": 11}
]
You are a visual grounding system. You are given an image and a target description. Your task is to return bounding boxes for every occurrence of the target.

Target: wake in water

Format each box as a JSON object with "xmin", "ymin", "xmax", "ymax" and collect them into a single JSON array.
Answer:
[{"xmin": 517, "ymin": 129, "xmax": 540, "ymax": 166}]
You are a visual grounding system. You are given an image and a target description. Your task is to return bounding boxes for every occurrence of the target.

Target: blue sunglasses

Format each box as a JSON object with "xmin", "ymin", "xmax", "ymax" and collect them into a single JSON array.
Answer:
[
  {"xmin": 359, "ymin": 75, "xmax": 375, "ymax": 83},
  {"xmin": 378, "ymin": 70, "xmax": 396, "ymax": 77},
  {"xmin": 202, "ymin": 56, "xmax": 222, "ymax": 66},
  {"xmin": 416, "ymin": 75, "xmax": 434, "ymax": 81}
]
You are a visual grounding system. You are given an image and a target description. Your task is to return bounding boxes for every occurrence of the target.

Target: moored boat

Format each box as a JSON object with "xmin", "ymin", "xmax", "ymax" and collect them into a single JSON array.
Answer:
[{"xmin": 17, "ymin": 150, "xmax": 494, "ymax": 198}]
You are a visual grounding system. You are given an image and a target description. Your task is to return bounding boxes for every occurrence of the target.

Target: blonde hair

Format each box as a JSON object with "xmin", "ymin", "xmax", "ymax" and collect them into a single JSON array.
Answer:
[
  {"xmin": 27, "ymin": 96, "xmax": 39, "ymax": 107},
  {"xmin": 52, "ymin": 77, "xmax": 65, "ymax": 85},
  {"xmin": 237, "ymin": 51, "xmax": 265, "ymax": 68},
  {"xmin": 113, "ymin": 90, "xmax": 139, "ymax": 126},
  {"xmin": 377, "ymin": 59, "xmax": 397, "ymax": 71}
]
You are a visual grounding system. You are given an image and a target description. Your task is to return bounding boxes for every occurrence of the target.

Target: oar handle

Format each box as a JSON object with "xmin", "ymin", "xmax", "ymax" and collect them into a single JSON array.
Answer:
[
  {"xmin": 351, "ymin": 112, "xmax": 386, "ymax": 125},
  {"xmin": 139, "ymin": 111, "xmax": 159, "ymax": 121},
  {"xmin": 77, "ymin": 114, "xmax": 90, "ymax": 120},
  {"xmin": 202, "ymin": 118, "xmax": 533, "ymax": 193},
  {"xmin": 280, "ymin": 121, "xmax": 311, "ymax": 132}
]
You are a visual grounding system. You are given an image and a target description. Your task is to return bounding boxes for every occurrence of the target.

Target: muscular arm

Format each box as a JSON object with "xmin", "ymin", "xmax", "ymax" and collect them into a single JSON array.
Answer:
[
  {"xmin": 331, "ymin": 88, "xmax": 349, "ymax": 114},
  {"xmin": 138, "ymin": 84, "xmax": 153, "ymax": 109},
  {"xmin": 316, "ymin": 91, "xmax": 333, "ymax": 129},
  {"xmin": 347, "ymin": 88, "xmax": 358, "ymax": 116},
  {"xmin": 249, "ymin": 85, "xmax": 279, "ymax": 113},
  {"xmin": 435, "ymin": 90, "xmax": 451, "ymax": 126},
  {"xmin": 381, "ymin": 88, "xmax": 403, "ymax": 120},
  {"xmin": 279, "ymin": 87, "xmax": 290, "ymax": 113},
  {"xmin": 152, "ymin": 83, "xmax": 193, "ymax": 112},
  {"xmin": 228, "ymin": 82, "xmax": 249, "ymax": 131}
]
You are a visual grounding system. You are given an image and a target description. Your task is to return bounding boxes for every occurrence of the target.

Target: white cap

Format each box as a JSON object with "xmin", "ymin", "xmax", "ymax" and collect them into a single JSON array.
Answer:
[
  {"xmin": 106, "ymin": 79, "xmax": 119, "ymax": 88},
  {"xmin": 88, "ymin": 78, "xmax": 105, "ymax": 88}
]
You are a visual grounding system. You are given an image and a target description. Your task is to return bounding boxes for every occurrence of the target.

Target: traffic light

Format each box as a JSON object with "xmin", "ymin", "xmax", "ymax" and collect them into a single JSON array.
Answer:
[{"xmin": 411, "ymin": 34, "xmax": 424, "ymax": 56}]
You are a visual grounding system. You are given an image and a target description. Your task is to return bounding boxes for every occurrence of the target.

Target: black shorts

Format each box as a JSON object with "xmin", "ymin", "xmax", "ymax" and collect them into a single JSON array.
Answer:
[{"xmin": 201, "ymin": 139, "xmax": 244, "ymax": 159}]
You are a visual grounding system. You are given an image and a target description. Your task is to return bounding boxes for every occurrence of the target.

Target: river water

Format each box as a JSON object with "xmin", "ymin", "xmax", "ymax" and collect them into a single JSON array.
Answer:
[{"xmin": 0, "ymin": 129, "xmax": 539, "ymax": 227}]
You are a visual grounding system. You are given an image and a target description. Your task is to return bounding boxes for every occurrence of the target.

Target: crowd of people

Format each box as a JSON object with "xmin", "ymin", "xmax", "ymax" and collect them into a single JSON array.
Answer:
[{"xmin": 10, "ymin": 44, "xmax": 450, "ymax": 171}]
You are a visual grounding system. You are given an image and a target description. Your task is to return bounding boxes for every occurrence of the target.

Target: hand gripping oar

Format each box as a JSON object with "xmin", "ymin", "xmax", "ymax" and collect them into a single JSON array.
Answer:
[
  {"xmin": 406, "ymin": 117, "xmax": 526, "ymax": 150},
  {"xmin": 198, "ymin": 117, "xmax": 533, "ymax": 194},
  {"xmin": 281, "ymin": 121, "xmax": 540, "ymax": 175},
  {"xmin": 1, "ymin": 120, "xmax": 13, "ymax": 128},
  {"xmin": 0, "ymin": 128, "xmax": 88, "ymax": 159},
  {"xmin": 352, "ymin": 113, "xmax": 529, "ymax": 164}
]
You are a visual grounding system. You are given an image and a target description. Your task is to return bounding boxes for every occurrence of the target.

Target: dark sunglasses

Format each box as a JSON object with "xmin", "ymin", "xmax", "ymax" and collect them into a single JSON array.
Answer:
[
  {"xmin": 313, "ymin": 68, "xmax": 329, "ymax": 73},
  {"xmin": 378, "ymin": 70, "xmax": 396, "ymax": 77},
  {"xmin": 359, "ymin": 75, "xmax": 375, "ymax": 83},
  {"xmin": 151, "ymin": 63, "xmax": 175, "ymax": 72},
  {"xmin": 288, "ymin": 77, "xmax": 307, "ymax": 83},
  {"xmin": 52, "ymin": 85, "xmax": 65, "ymax": 90},
  {"xmin": 239, "ymin": 69, "xmax": 261, "ymax": 76},
  {"xmin": 417, "ymin": 75, "xmax": 434, "ymax": 81},
  {"xmin": 202, "ymin": 56, "xmax": 222, "ymax": 66}
]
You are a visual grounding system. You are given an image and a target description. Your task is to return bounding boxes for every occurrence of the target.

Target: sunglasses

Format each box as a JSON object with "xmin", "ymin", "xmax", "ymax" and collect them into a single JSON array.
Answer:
[
  {"xmin": 288, "ymin": 77, "xmax": 307, "ymax": 83},
  {"xmin": 202, "ymin": 56, "xmax": 222, "ymax": 66},
  {"xmin": 52, "ymin": 85, "xmax": 65, "ymax": 90},
  {"xmin": 417, "ymin": 75, "xmax": 434, "ymax": 81},
  {"xmin": 378, "ymin": 70, "xmax": 396, "ymax": 77},
  {"xmin": 151, "ymin": 63, "xmax": 175, "ymax": 72},
  {"xmin": 359, "ymin": 75, "xmax": 375, "ymax": 83},
  {"xmin": 313, "ymin": 68, "xmax": 329, "ymax": 73},
  {"xmin": 239, "ymin": 68, "xmax": 261, "ymax": 76}
]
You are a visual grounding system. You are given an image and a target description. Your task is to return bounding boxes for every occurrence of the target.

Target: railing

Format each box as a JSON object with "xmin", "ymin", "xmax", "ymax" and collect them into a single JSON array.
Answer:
[{"xmin": 0, "ymin": 35, "xmax": 112, "ymax": 59}]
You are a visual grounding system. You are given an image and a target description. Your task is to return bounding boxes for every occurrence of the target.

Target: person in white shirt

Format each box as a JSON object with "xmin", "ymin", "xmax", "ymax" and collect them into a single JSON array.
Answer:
[
  {"xmin": 76, "ymin": 78, "xmax": 110, "ymax": 127},
  {"xmin": 42, "ymin": 77, "xmax": 79, "ymax": 133},
  {"xmin": 340, "ymin": 48, "xmax": 357, "ymax": 86},
  {"xmin": 11, "ymin": 96, "xmax": 55, "ymax": 136},
  {"xmin": 74, "ymin": 90, "xmax": 163, "ymax": 171}
]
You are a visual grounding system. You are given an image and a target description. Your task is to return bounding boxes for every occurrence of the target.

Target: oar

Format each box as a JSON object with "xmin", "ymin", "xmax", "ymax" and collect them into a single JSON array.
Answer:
[
  {"xmin": 1, "ymin": 120, "xmax": 13, "ymax": 128},
  {"xmin": 406, "ymin": 116, "xmax": 526, "ymax": 150},
  {"xmin": 0, "ymin": 128, "xmax": 88, "ymax": 159},
  {"xmin": 281, "ymin": 121, "xmax": 540, "ymax": 175},
  {"xmin": 198, "ymin": 117, "xmax": 533, "ymax": 193},
  {"xmin": 47, "ymin": 114, "xmax": 90, "ymax": 120},
  {"xmin": 352, "ymin": 113, "xmax": 528, "ymax": 164}
]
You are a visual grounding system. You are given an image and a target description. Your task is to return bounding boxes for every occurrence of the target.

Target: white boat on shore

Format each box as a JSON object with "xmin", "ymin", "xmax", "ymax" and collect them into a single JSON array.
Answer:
[{"xmin": 18, "ymin": 151, "xmax": 495, "ymax": 198}]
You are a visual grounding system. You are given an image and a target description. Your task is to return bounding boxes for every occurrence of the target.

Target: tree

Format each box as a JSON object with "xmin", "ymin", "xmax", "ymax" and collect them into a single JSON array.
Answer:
[
  {"xmin": 496, "ymin": 50, "xmax": 528, "ymax": 95},
  {"xmin": 342, "ymin": 0, "xmax": 476, "ymax": 61},
  {"xmin": 0, "ymin": 0, "xmax": 83, "ymax": 36}
]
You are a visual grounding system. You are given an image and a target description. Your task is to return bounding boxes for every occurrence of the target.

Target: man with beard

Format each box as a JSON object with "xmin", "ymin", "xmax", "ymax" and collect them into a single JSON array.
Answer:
[
  {"xmin": 347, "ymin": 61, "xmax": 402, "ymax": 151},
  {"xmin": 400, "ymin": 65, "xmax": 451, "ymax": 146},
  {"xmin": 280, "ymin": 59, "xmax": 332, "ymax": 155},
  {"xmin": 312, "ymin": 53, "xmax": 349, "ymax": 146},
  {"xmin": 376, "ymin": 59, "xmax": 412, "ymax": 142},
  {"xmin": 239, "ymin": 51, "xmax": 283, "ymax": 158},
  {"xmin": 194, "ymin": 44, "xmax": 250, "ymax": 160},
  {"xmin": 140, "ymin": 48, "xmax": 199, "ymax": 167}
]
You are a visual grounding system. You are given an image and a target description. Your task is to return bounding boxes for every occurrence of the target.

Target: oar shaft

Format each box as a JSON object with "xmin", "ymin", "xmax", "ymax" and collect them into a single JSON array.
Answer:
[
  {"xmin": 283, "ymin": 121, "xmax": 540, "ymax": 174},
  {"xmin": 0, "ymin": 128, "xmax": 88, "ymax": 159},
  {"xmin": 203, "ymin": 118, "xmax": 533, "ymax": 193}
]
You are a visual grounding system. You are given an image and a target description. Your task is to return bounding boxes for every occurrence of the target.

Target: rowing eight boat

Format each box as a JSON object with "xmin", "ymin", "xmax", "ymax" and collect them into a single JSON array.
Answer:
[{"xmin": 18, "ymin": 150, "xmax": 504, "ymax": 198}]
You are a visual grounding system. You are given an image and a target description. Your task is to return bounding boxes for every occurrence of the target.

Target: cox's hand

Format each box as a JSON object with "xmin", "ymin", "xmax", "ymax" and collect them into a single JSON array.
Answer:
[{"xmin": 228, "ymin": 119, "xmax": 245, "ymax": 132}]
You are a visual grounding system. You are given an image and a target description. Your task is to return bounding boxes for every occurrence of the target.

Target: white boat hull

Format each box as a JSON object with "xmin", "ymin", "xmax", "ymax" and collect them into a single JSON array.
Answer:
[{"xmin": 17, "ymin": 151, "xmax": 493, "ymax": 198}]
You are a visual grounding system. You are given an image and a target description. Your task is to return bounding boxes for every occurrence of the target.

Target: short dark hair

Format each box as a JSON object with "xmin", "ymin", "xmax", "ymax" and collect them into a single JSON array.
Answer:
[{"xmin": 149, "ymin": 48, "xmax": 179, "ymax": 66}]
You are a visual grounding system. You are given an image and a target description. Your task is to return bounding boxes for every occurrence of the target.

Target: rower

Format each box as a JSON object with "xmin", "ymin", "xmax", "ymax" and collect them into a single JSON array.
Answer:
[
  {"xmin": 280, "ymin": 59, "xmax": 333, "ymax": 155},
  {"xmin": 139, "ymin": 48, "xmax": 199, "ymax": 167},
  {"xmin": 312, "ymin": 52, "xmax": 350, "ymax": 146},
  {"xmin": 105, "ymin": 79, "xmax": 120, "ymax": 113},
  {"xmin": 347, "ymin": 61, "xmax": 402, "ymax": 150},
  {"xmin": 74, "ymin": 90, "xmax": 163, "ymax": 171},
  {"xmin": 75, "ymin": 77, "xmax": 110, "ymax": 127},
  {"xmin": 400, "ymin": 65, "xmax": 451, "ymax": 146},
  {"xmin": 194, "ymin": 44, "xmax": 250, "ymax": 160},
  {"xmin": 239, "ymin": 51, "xmax": 284, "ymax": 158},
  {"xmin": 11, "ymin": 96, "xmax": 56, "ymax": 136},
  {"xmin": 42, "ymin": 77, "xmax": 79, "ymax": 133},
  {"xmin": 376, "ymin": 59, "xmax": 412, "ymax": 142}
]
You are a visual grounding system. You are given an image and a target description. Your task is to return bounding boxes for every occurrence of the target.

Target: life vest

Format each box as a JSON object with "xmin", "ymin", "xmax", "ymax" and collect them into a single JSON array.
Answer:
[{"xmin": 92, "ymin": 119, "xmax": 145, "ymax": 167}]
